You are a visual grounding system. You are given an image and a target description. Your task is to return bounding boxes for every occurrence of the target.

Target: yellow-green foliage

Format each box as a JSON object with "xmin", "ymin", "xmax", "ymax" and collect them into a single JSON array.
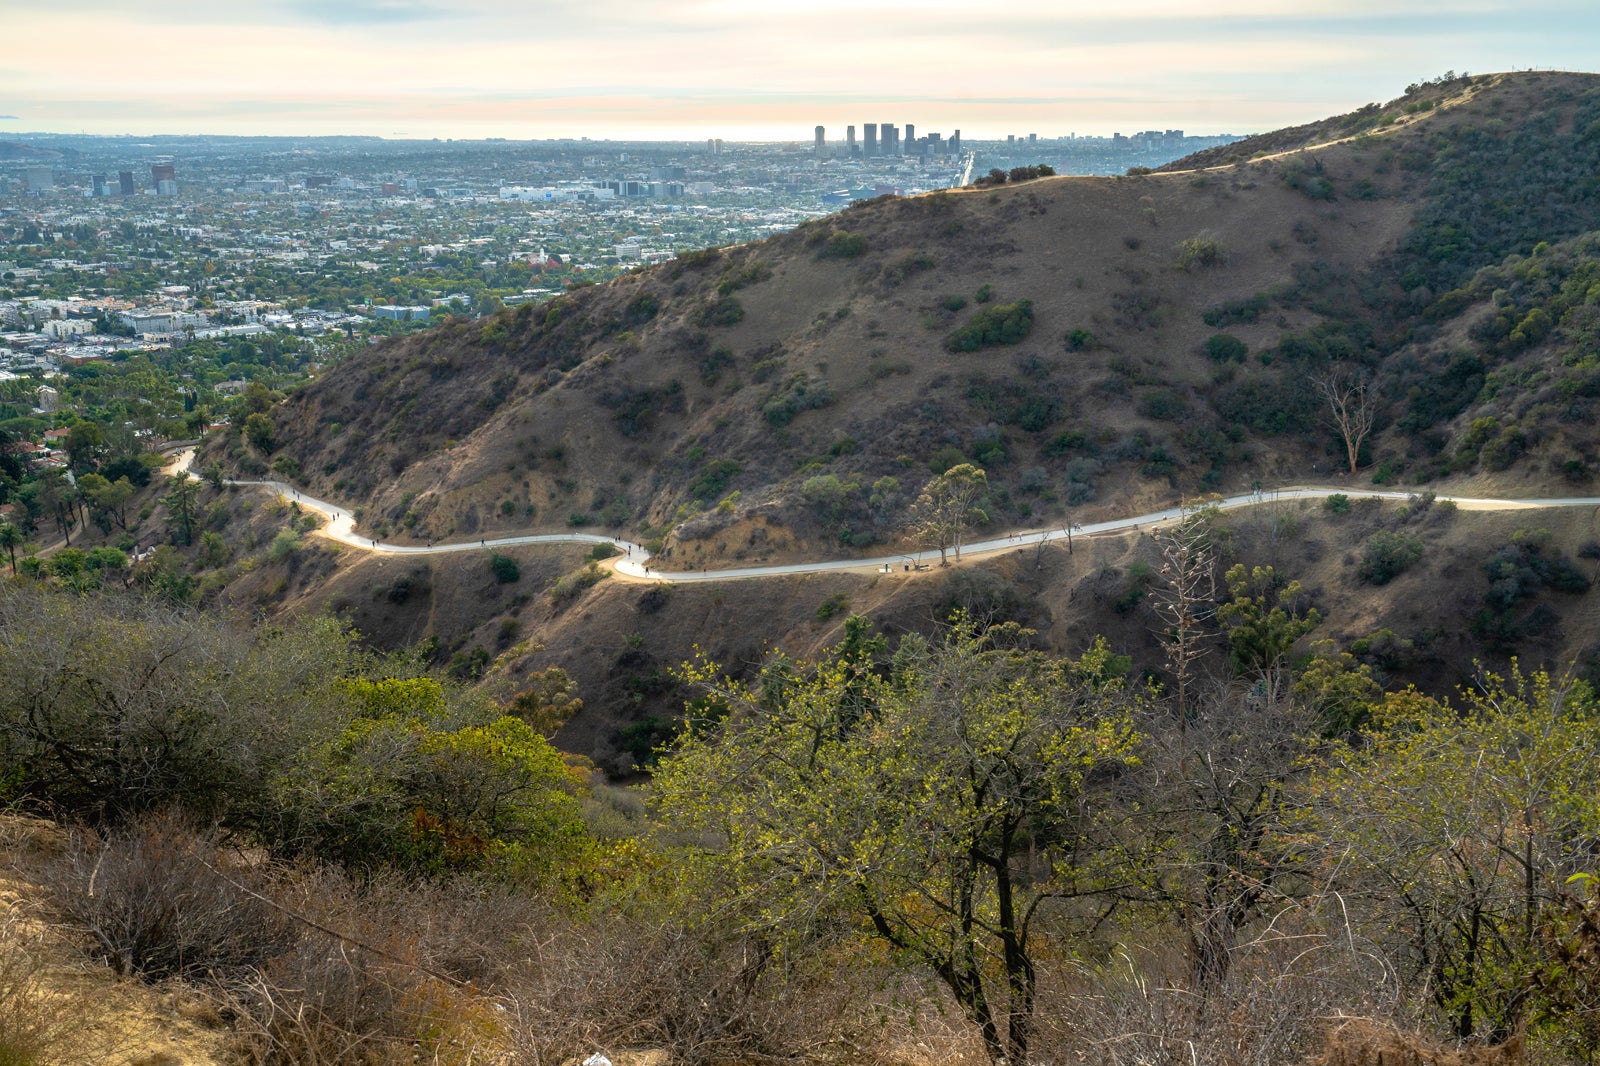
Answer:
[
  {"xmin": 281, "ymin": 676, "xmax": 589, "ymax": 878},
  {"xmin": 655, "ymin": 616, "xmax": 1145, "ymax": 1064},
  {"xmin": 1305, "ymin": 665, "xmax": 1600, "ymax": 1043}
]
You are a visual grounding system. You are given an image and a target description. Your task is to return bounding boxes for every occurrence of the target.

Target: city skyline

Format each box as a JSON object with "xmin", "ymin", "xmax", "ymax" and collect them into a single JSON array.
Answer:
[{"xmin": 3, "ymin": 1, "xmax": 1597, "ymax": 141}]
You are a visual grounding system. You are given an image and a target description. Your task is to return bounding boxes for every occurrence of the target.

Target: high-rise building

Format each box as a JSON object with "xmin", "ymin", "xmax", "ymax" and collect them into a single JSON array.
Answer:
[
  {"xmin": 814, "ymin": 125, "xmax": 825, "ymax": 155},
  {"xmin": 118, "ymin": 170, "xmax": 135, "ymax": 196},
  {"xmin": 952, "ymin": 130, "xmax": 961, "ymax": 154},
  {"xmin": 846, "ymin": 125, "xmax": 856, "ymax": 155},
  {"xmin": 150, "ymin": 163, "xmax": 176, "ymax": 195},
  {"xmin": 92, "ymin": 174, "xmax": 108, "ymax": 196},
  {"xmin": 881, "ymin": 123, "xmax": 897, "ymax": 155},
  {"xmin": 905, "ymin": 124, "xmax": 916, "ymax": 154},
  {"xmin": 862, "ymin": 123, "xmax": 877, "ymax": 156}
]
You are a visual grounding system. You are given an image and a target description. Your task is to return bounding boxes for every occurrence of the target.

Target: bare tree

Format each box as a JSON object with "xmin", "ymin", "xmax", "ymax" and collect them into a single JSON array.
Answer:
[
  {"xmin": 1062, "ymin": 520, "xmax": 1083, "ymax": 555},
  {"xmin": 1150, "ymin": 505, "xmax": 1217, "ymax": 732},
  {"xmin": 1313, "ymin": 366, "xmax": 1376, "ymax": 476}
]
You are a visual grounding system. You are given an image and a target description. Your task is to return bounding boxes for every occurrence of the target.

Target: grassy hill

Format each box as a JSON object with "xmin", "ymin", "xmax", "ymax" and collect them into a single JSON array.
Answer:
[{"xmin": 194, "ymin": 70, "xmax": 1600, "ymax": 770}]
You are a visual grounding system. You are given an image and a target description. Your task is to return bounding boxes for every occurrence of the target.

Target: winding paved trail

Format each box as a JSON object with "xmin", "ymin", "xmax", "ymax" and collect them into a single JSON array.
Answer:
[{"xmin": 171, "ymin": 450, "xmax": 1600, "ymax": 585}]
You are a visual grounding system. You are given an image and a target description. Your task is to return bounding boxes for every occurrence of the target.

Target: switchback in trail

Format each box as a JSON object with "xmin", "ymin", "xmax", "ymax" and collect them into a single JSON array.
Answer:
[{"xmin": 173, "ymin": 450, "xmax": 1600, "ymax": 585}]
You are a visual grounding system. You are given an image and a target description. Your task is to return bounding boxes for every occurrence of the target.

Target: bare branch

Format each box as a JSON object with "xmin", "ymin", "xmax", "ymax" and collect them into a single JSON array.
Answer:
[{"xmin": 1312, "ymin": 367, "xmax": 1376, "ymax": 476}]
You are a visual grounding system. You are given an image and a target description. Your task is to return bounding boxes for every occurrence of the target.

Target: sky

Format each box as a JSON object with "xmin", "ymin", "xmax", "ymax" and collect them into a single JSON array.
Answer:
[{"xmin": 2, "ymin": 0, "xmax": 1597, "ymax": 141}]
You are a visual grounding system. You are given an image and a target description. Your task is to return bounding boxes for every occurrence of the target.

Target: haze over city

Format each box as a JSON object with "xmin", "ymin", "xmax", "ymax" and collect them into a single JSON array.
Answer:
[{"xmin": 5, "ymin": 0, "xmax": 1597, "ymax": 140}]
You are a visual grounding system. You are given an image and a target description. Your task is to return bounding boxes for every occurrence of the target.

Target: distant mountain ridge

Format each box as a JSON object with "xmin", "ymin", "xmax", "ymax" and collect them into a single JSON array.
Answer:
[{"xmin": 0, "ymin": 141, "xmax": 64, "ymax": 161}]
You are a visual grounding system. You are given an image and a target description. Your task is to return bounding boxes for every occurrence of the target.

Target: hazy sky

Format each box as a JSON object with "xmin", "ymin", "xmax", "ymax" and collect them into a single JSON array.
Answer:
[{"xmin": 3, "ymin": 1, "xmax": 1596, "ymax": 140}]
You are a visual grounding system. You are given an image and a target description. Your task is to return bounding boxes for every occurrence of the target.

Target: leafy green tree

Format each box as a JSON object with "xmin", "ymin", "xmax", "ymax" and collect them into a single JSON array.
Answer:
[
  {"xmin": 0, "ymin": 522, "xmax": 20, "ymax": 575},
  {"xmin": 909, "ymin": 463, "xmax": 989, "ymax": 565},
  {"xmin": 161, "ymin": 475, "xmax": 201, "ymax": 545},
  {"xmin": 1216, "ymin": 564, "xmax": 1321, "ymax": 685},
  {"xmin": 1305, "ymin": 667, "xmax": 1600, "ymax": 1041},
  {"xmin": 1292, "ymin": 640, "xmax": 1383, "ymax": 736},
  {"xmin": 77, "ymin": 473, "xmax": 135, "ymax": 532},
  {"xmin": 656, "ymin": 618, "xmax": 1146, "ymax": 1065},
  {"xmin": 272, "ymin": 676, "xmax": 588, "ymax": 877},
  {"xmin": 0, "ymin": 427, "xmax": 26, "ymax": 506},
  {"xmin": 243, "ymin": 412, "xmax": 275, "ymax": 452},
  {"xmin": 35, "ymin": 469, "xmax": 76, "ymax": 546},
  {"xmin": 198, "ymin": 530, "xmax": 230, "ymax": 568},
  {"xmin": 64, "ymin": 421, "xmax": 107, "ymax": 473}
]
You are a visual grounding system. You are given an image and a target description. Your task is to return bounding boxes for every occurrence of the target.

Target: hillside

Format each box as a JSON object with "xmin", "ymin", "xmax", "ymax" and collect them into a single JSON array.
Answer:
[
  {"xmin": 190, "ymin": 70, "xmax": 1600, "ymax": 769},
  {"xmin": 233, "ymin": 72, "xmax": 1600, "ymax": 560}
]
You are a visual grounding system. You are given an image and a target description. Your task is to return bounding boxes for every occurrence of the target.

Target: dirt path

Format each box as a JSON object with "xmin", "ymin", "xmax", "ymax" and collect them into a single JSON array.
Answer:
[{"xmin": 167, "ymin": 452, "xmax": 1600, "ymax": 585}]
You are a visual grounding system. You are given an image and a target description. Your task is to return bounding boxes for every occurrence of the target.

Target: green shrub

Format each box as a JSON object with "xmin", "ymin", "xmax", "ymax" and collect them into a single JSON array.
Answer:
[
  {"xmin": 549, "ymin": 562, "xmax": 609, "ymax": 605},
  {"xmin": 1481, "ymin": 425, "xmax": 1527, "ymax": 471},
  {"xmin": 816, "ymin": 593, "xmax": 850, "ymax": 622},
  {"xmin": 941, "ymin": 294, "xmax": 969, "ymax": 312},
  {"xmin": 970, "ymin": 437, "xmax": 1007, "ymax": 466},
  {"xmin": 623, "ymin": 291, "xmax": 660, "ymax": 323},
  {"xmin": 1176, "ymin": 235, "xmax": 1227, "ymax": 271},
  {"xmin": 269, "ymin": 529, "xmax": 301, "ymax": 561},
  {"xmin": 1116, "ymin": 561, "xmax": 1156, "ymax": 612},
  {"xmin": 946, "ymin": 300, "xmax": 1034, "ymax": 353},
  {"xmin": 818, "ymin": 231, "xmax": 868, "ymax": 259},
  {"xmin": 763, "ymin": 376, "xmax": 832, "ymax": 427},
  {"xmin": 1202, "ymin": 293, "xmax": 1268, "ymax": 327},
  {"xmin": 1358, "ymin": 531, "xmax": 1423, "ymax": 585},
  {"xmin": 695, "ymin": 295, "xmax": 745, "ymax": 327},
  {"xmin": 489, "ymin": 553, "xmax": 521, "ymax": 584},
  {"xmin": 1139, "ymin": 389, "xmax": 1187, "ymax": 421},
  {"xmin": 699, "ymin": 345, "xmax": 735, "ymax": 385},
  {"xmin": 927, "ymin": 446, "xmax": 966, "ymax": 475},
  {"xmin": 1205, "ymin": 334, "xmax": 1248, "ymax": 363},
  {"xmin": 1042, "ymin": 431, "xmax": 1092, "ymax": 458},
  {"xmin": 1007, "ymin": 164, "xmax": 1055, "ymax": 182},
  {"xmin": 1065, "ymin": 328, "xmax": 1097, "ymax": 352},
  {"xmin": 882, "ymin": 251, "xmax": 936, "ymax": 284},
  {"xmin": 1323, "ymin": 493, "xmax": 1351, "ymax": 514},
  {"xmin": 674, "ymin": 246, "xmax": 721, "ymax": 271},
  {"xmin": 689, "ymin": 459, "xmax": 741, "ymax": 501}
]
